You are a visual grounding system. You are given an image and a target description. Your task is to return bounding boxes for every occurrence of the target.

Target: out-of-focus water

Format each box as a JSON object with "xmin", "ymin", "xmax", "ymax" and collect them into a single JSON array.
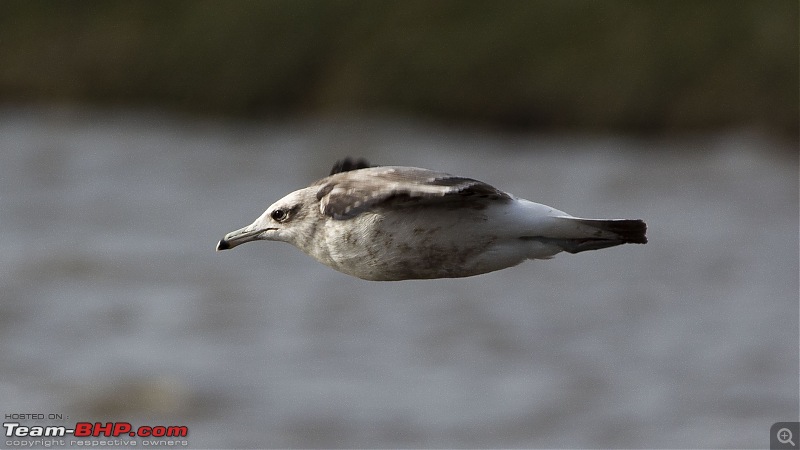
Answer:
[{"xmin": 1, "ymin": 107, "xmax": 797, "ymax": 449}]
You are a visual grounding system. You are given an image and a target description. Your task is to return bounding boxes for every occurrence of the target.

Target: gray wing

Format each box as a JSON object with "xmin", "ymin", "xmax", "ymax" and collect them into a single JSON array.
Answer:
[{"xmin": 313, "ymin": 166, "xmax": 511, "ymax": 220}]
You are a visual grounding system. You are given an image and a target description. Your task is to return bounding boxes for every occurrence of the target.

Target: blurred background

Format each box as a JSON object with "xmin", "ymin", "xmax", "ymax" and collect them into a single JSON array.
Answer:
[{"xmin": 1, "ymin": 1, "xmax": 797, "ymax": 448}]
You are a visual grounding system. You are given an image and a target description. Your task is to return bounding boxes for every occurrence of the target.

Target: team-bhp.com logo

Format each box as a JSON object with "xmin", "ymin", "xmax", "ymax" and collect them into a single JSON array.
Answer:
[
  {"xmin": 5, "ymin": 422, "xmax": 188, "ymax": 438},
  {"xmin": 5, "ymin": 421, "xmax": 189, "ymax": 447}
]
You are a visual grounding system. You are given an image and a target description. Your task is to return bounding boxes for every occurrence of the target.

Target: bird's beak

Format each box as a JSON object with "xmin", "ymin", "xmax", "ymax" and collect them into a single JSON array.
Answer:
[{"xmin": 216, "ymin": 224, "xmax": 275, "ymax": 251}]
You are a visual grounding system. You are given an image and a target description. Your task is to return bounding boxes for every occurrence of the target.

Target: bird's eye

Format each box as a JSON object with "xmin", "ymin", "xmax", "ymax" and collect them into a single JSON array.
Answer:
[{"xmin": 270, "ymin": 209, "xmax": 288, "ymax": 222}]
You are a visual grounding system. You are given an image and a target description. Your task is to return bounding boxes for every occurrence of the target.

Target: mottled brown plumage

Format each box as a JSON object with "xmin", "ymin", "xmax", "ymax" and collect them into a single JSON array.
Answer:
[{"xmin": 217, "ymin": 159, "xmax": 647, "ymax": 280}]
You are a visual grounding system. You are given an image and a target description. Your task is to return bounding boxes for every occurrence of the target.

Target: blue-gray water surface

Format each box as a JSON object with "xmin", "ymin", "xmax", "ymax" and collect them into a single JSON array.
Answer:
[{"xmin": 1, "ymin": 107, "xmax": 797, "ymax": 448}]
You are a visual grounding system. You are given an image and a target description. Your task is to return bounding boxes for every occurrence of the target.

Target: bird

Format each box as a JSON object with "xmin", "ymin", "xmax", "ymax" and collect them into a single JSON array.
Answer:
[{"xmin": 216, "ymin": 158, "xmax": 647, "ymax": 281}]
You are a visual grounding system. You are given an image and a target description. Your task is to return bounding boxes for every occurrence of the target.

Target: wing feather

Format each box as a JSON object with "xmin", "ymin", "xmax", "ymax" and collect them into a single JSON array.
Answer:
[{"xmin": 313, "ymin": 166, "xmax": 511, "ymax": 219}]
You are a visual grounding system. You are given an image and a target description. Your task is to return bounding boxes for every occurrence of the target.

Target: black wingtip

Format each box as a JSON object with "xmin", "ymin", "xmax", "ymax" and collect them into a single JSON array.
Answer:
[
  {"xmin": 620, "ymin": 219, "xmax": 648, "ymax": 244},
  {"xmin": 608, "ymin": 219, "xmax": 647, "ymax": 244},
  {"xmin": 572, "ymin": 218, "xmax": 647, "ymax": 244},
  {"xmin": 330, "ymin": 157, "xmax": 372, "ymax": 175},
  {"xmin": 216, "ymin": 239, "xmax": 230, "ymax": 251}
]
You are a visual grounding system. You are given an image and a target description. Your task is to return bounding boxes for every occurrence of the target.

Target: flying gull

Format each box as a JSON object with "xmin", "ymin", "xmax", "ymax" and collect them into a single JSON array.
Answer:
[{"xmin": 216, "ymin": 158, "xmax": 647, "ymax": 281}]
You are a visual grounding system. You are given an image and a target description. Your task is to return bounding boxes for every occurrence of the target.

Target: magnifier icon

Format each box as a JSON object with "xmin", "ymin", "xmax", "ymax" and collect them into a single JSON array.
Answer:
[{"xmin": 778, "ymin": 428, "xmax": 796, "ymax": 446}]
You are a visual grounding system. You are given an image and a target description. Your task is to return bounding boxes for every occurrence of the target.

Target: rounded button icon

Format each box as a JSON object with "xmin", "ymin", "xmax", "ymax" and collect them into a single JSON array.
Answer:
[{"xmin": 778, "ymin": 428, "xmax": 795, "ymax": 446}]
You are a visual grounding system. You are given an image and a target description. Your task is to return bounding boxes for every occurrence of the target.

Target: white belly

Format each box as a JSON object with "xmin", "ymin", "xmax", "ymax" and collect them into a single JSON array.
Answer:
[{"xmin": 314, "ymin": 200, "xmax": 563, "ymax": 280}]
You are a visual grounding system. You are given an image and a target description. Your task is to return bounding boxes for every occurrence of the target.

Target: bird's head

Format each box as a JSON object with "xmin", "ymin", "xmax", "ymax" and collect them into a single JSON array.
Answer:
[{"xmin": 216, "ymin": 188, "xmax": 318, "ymax": 251}]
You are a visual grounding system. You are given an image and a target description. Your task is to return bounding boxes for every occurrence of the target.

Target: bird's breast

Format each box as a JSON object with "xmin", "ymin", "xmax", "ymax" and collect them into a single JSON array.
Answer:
[{"xmin": 311, "ymin": 208, "xmax": 519, "ymax": 280}]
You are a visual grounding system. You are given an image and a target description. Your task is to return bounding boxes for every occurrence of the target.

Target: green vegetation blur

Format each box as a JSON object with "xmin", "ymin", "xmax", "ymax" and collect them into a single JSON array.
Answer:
[{"xmin": 0, "ymin": 0, "xmax": 796, "ymax": 134}]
